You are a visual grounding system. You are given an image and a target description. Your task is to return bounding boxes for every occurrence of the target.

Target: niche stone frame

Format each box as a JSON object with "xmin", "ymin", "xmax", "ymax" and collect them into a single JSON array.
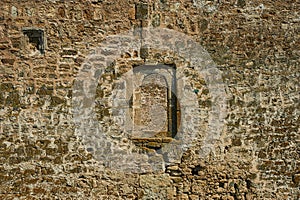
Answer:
[
  {"xmin": 129, "ymin": 64, "xmax": 180, "ymax": 149},
  {"xmin": 92, "ymin": 55, "xmax": 208, "ymax": 167}
]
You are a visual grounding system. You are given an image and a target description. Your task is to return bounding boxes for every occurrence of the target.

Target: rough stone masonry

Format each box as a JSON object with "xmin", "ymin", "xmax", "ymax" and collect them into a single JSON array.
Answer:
[{"xmin": 0, "ymin": 0, "xmax": 299, "ymax": 199}]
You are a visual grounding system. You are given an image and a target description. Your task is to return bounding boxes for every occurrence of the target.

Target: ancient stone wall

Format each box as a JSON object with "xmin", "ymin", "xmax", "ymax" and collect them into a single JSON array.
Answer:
[{"xmin": 0, "ymin": 0, "xmax": 299, "ymax": 199}]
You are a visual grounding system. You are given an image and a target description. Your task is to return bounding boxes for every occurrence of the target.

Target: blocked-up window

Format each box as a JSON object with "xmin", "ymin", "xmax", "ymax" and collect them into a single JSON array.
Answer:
[
  {"xmin": 131, "ymin": 65, "xmax": 180, "ymax": 149},
  {"xmin": 133, "ymin": 73, "xmax": 169, "ymax": 135},
  {"xmin": 22, "ymin": 28, "xmax": 45, "ymax": 54}
]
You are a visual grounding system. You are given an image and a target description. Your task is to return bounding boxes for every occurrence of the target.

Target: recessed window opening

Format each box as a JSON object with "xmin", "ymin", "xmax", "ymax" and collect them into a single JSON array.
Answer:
[
  {"xmin": 131, "ymin": 64, "xmax": 180, "ymax": 140},
  {"xmin": 22, "ymin": 28, "xmax": 45, "ymax": 54}
]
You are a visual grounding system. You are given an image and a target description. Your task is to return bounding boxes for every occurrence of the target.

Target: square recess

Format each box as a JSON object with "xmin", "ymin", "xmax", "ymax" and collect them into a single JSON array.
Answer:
[{"xmin": 22, "ymin": 28, "xmax": 45, "ymax": 54}]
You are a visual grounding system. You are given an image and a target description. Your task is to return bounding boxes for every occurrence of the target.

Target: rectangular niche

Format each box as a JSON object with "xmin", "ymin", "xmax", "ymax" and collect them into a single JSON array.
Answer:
[
  {"xmin": 22, "ymin": 28, "xmax": 45, "ymax": 54},
  {"xmin": 131, "ymin": 64, "xmax": 179, "ymax": 139}
]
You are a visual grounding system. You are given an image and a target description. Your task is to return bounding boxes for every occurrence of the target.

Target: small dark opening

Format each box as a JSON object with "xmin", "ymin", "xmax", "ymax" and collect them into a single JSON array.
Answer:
[
  {"xmin": 23, "ymin": 29, "xmax": 44, "ymax": 54},
  {"xmin": 86, "ymin": 147, "xmax": 94, "ymax": 152},
  {"xmin": 191, "ymin": 165, "xmax": 204, "ymax": 175},
  {"xmin": 234, "ymin": 183, "xmax": 239, "ymax": 192},
  {"xmin": 246, "ymin": 179, "xmax": 252, "ymax": 189}
]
